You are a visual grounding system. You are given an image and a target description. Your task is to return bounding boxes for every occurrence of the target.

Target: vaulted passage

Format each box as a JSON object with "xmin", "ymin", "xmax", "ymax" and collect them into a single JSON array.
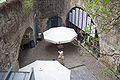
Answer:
[
  {"xmin": 47, "ymin": 16, "xmax": 63, "ymax": 29},
  {"xmin": 18, "ymin": 27, "xmax": 34, "ymax": 68}
]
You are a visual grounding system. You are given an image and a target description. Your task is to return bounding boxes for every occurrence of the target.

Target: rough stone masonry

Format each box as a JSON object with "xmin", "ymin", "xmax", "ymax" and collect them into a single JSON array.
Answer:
[{"xmin": 0, "ymin": 0, "xmax": 34, "ymax": 70}]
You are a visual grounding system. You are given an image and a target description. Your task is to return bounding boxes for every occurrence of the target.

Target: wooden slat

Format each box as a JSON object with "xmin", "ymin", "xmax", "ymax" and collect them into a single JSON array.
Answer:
[
  {"xmin": 90, "ymin": 25, "xmax": 96, "ymax": 37},
  {"xmin": 78, "ymin": 9, "xmax": 83, "ymax": 29},
  {"xmin": 75, "ymin": 8, "xmax": 79, "ymax": 26},
  {"xmin": 69, "ymin": 12, "xmax": 72, "ymax": 22},
  {"xmin": 87, "ymin": 16, "xmax": 91, "ymax": 26},
  {"xmin": 86, "ymin": 16, "xmax": 91, "ymax": 33},
  {"xmin": 82, "ymin": 11, "xmax": 87, "ymax": 31},
  {"xmin": 72, "ymin": 10, "xmax": 75, "ymax": 24}
]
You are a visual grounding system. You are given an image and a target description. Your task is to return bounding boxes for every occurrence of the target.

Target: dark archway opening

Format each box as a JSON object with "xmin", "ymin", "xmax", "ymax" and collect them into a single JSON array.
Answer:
[
  {"xmin": 18, "ymin": 27, "xmax": 34, "ymax": 68},
  {"xmin": 47, "ymin": 16, "xmax": 63, "ymax": 29}
]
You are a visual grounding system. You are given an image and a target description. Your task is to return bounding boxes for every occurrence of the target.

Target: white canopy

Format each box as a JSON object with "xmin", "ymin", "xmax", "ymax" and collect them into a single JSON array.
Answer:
[
  {"xmin": 19, "ymin": 60, "xmax": 71, "ymax": 80},
  {"xmin": 43, "ymin": 27, "xmax": 77, "ymax": 44}
]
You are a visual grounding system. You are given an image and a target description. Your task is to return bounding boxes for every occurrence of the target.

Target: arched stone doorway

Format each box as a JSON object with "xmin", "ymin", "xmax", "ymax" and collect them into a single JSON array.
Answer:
[
  {"xmin": 18, "ymin": 27, "xmax": 34, "ymax": 68},
  {"xmin": 47, "ymin": 16, "xmax": 63, "ymax": 29}
]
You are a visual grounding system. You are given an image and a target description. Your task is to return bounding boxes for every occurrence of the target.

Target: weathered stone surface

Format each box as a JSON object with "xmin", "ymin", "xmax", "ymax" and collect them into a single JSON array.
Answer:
[
  {"xmin": 37, "ymin": 0, "xmax": 65, "ymax": 18},
  {"xmin": 71, "ymin": 66, "xmax": 98, "ymax": 80},
  {"xmin": 0, "ymin": 1, "xmax": 34, "ymax": 70},
  {"xmin": 96, "ymin": 0, "xmax": 120, "ymax": 70}
]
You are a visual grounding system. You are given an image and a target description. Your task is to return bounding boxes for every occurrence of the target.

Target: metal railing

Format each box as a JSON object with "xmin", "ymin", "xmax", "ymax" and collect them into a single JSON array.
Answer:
[{"xmin": 0, "ymin": 66, "xmax": 35, "ymax": 80}]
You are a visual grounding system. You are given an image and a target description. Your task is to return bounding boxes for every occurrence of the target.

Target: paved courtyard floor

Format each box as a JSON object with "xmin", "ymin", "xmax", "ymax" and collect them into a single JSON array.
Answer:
[{"xmin": 19, "ymin": 40, "xmax": 118, "ymax": 80}]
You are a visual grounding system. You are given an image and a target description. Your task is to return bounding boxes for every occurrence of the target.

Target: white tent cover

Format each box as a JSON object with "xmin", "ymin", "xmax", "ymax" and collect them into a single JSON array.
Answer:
[
  {"xmin": 43, "ymin": 27, "xmax": 77, "ymax": 44},
  {"xmin": 19, "ymin": 60, "xmax": 71, "ymax": 80}
]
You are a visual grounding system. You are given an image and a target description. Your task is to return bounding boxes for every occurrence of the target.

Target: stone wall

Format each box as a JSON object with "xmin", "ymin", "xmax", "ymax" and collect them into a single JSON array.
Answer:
[
  {"xmin": 0, "ymin": 1, "xmax": 34, "ymax": 70},
  {"xmin": 36, "ymin": 0, "xmax": 68, "ymax": 32},
  {"xmin": 99, "ymin": 18, "xmax": 120, "ymax": 70},
  {"xmin": 36, "ymin": 0, "xmax": 82, "ymax": 32},
  {"xmin": 83, "ymin": 0, "xmax": 120, "ymax": 70}
]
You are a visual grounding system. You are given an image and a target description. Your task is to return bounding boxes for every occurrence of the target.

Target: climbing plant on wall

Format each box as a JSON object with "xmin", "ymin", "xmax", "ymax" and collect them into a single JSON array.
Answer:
[
  {"xmin": 81, "ymin": 0, "xmax": 120, "ymax": 77},
  {"xmin": 22, "ymin": 0, "xmax": 33, "ymax": 13},
  {"xmin": 82, "ymin": 0, "xmax": 113, "ymax": 33},
  {"xmin": 81, "ymin": 0, "xmax": 120, "ymax": 54}
]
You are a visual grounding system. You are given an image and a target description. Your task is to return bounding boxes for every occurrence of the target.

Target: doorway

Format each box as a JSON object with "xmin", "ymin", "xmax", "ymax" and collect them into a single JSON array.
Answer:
[{"xmin": 47, "ymin": 16, "xmax": 63, "ymax": 29}]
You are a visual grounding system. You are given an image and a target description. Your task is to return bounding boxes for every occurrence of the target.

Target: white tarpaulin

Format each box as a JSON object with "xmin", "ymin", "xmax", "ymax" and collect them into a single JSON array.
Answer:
[
  {"xmin": 19, "ymin": 60, "xmax": 71, "ymax": 80},
  {"xmin": 43, "ymin": 27, "xmax": 77, "ymax": 44}
]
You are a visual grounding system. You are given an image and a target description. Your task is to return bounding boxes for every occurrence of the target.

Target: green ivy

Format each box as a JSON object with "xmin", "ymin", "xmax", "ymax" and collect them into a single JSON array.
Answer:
[
  {"xmin": 104, "ymin": 0, "xmax": 110, "ymax": 4},
  {"xmin": 82, "ymin": 0, "xmax": 112, "ymax": 33},
  {"xmin": 85, "ymin": 25, "xmax": 90, "ymax": 33},
  {"xmin": 22, "ymin": 0, "xmax": 33, "ymax": 12}
]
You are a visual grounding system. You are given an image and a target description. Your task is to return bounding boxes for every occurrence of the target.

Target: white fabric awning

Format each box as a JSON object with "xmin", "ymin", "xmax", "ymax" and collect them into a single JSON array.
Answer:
[
  {"xmin": 43, "ymin": 27, "xmax": 77, "ymax": 44},
  {"xmin": 19, "ymin": 60, "xmax": 71, "ymax": 80}
]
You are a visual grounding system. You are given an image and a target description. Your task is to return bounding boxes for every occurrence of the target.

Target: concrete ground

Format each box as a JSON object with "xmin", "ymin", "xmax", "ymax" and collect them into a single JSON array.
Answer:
[{"xmin": 18, "ymin": 40, "xmax": 118, "ymax": 80}]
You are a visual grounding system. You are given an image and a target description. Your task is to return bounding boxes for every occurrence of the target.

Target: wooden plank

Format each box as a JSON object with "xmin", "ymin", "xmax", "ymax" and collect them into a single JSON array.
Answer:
[
  {"xmin": 90, "ymin": 25, "xmax": 96, "ymax": 37},
  {"xmin": 87, "ymin": 16, "xmax": 91, "ymax": 26},
  {"xmin": 72, "ymin": 10, "xmax": 75, "ymax": 24},
  {"xmin": 75, "ymin": 8, "xmax": 79, "ymax": 26},
  {"xmin": 86, "ymin": 16, "xmax": 91, "ymax": 33},
  {"xmin": 82, "ymin": 11, "xmax": 87, "ymax": 31},
  {"xmin": 78, "ymin": 9, "xmax": 83, "ymax": 29},
  {"xmin": 69, "ymin": 12, "xmax": 72, "ymax": 22}
]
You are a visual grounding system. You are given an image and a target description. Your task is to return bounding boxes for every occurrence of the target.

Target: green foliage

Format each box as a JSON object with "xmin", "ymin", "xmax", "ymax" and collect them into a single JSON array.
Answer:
[
  {"xmin": 82, "ymin": 0, "xmax": 112, "ymax": 33},
  {"xmin": 99, "ymin": 67, "xmax": 115, "ymax": 79},
  {"xmin": 104, "ymin": 0, "xmax": 110, "ymax": 4},
  {"xmin": 84, "ymin": 0, "xmax": 111, "ymax": 16},
  {"xmin": 85, "ymin": 25, "xmax": 90, "ymax": 33},
  {"xmin": 22, "ymin": 0, "xmax": 33, "ymax": 12}
]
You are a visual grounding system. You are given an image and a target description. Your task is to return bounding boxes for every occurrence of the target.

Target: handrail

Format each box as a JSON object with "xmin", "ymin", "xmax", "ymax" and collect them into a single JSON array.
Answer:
[
  {"xmin": 27, "ymin": 68, "xmax": 35, "ymax": 80},
  {"xmin": 3, "ymin": 66, "xmax": 12, "ymax": 80}
]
